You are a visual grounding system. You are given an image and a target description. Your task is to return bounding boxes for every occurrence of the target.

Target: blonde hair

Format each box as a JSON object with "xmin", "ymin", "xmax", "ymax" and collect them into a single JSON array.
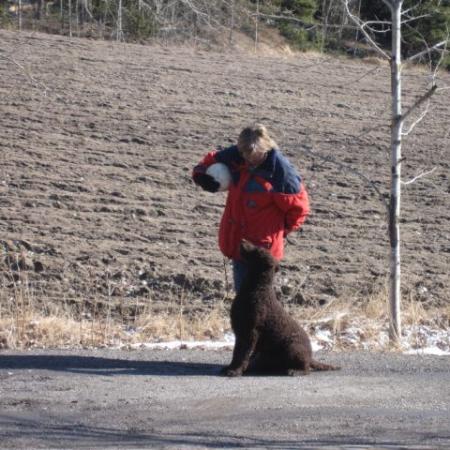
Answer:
[{"xmin": 237, "ymin": 124, "xmax": 277, "ymax": 155}]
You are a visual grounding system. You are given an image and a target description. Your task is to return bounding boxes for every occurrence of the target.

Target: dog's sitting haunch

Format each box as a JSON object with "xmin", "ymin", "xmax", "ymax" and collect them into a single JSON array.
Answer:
[{"xmin": 222, "ymin": 240, "xmax": 339, "ymax": 377}]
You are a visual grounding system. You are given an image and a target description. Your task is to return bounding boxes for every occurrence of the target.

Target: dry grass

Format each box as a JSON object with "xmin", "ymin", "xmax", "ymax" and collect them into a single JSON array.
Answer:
[
  {"xmin": 0, "ymin": 307, "xmax": 230, "ymax": 350},
  {"xmin": 0, "ymin": 265, "xmax": 231, "ymax": 349},
  {"xmin": 289, "ymin": 282, "xmax": 450, "ymax": 352},
  {"xmin": 0, "ymin": 267, "xmax": 448, "ymax": 352}
]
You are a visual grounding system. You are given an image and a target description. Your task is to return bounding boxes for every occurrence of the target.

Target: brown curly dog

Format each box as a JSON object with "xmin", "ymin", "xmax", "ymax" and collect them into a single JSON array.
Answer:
[{"xmin": 222, "ymin": 240, "xmax": 339, "ymax": 377}]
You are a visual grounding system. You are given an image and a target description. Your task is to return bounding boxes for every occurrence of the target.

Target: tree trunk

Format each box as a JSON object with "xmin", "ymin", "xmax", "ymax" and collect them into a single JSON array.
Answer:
[
  {"xmin": 76, "ymin": 0, "xmax": 80, "ymax": 37},
  {"xmin": 321, "ymin": 0, "xmax": 331, "ymax": 52},
  {"xmin": 388, "ymin": 0, "xmax": 403, "ymax": 343},
  {"xmin": 68, "ymin": 0, "xmax": 73, "ymax": 38},
  {"xmin": 254, "ymin": 0, "xmax": 259, "ymax": 52},
  {"xmin": 60, "ymin": 0, "xmax": 64, "ymax": 34},
  {"xmin": 229, "ymin": 0, "xmax": 235, "ymax": 47},
  {"xmin": 117, "ymin": 0, "xmax": 123, "ymax": 41},
  {"xmin": 18, "ymin": 0, "xmax": 22, "ymax": 30},
  {"xmin": 102, "ymin": 0, "xmax": 108, "ymax": 38},
  {"xmin": 353, "ymin": 0, "xmax": 362, "ymax": 56},
  {"xmin": 35, "ymin": 0, "xmax": 43, "ymax": 20}
]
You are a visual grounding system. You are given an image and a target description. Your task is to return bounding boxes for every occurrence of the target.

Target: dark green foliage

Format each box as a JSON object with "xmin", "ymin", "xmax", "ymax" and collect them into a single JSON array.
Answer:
[
  {"xmin": 263, "ymin": 0, "xmax": 320, "ymax": 50},
  {"xmin": 0, "ymin": 1, "xmax": 13, "ymax": 26},
  {"xmin": 359, "ymin": 0, "xmax": 391, "ymax": 49},
  {"xmin": 402, "ymin": 1, "xmax": 450, "ymax": 57},
  {"xmin": 123, "ymin": 2, "xmax": 158, "ymax": 40},
  {"xmin": 0, "ymin": 2, "xmax": 7, "ymax": 18},
  {"xmin": 281, "ymin": 0, "xmax": 316, "ymax": 20},
  {"xmin": 359, "ymin": 0, "xmax": 450, "ymax": 66},
  {"xmin": 279, "ymin": 21, "xmax": 322, "ymax": 51}
]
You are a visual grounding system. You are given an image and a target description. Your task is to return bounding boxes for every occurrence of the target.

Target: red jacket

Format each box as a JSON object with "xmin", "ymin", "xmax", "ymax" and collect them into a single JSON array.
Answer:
[{"xmin": 193, "ymin": 146, "xmax": 310, "ymax": 261}]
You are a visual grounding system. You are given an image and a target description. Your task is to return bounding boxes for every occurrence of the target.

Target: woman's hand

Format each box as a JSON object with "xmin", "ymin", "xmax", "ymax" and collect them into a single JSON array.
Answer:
[{"xmin": 193, "ymin": 173, "xmax": 220, "ymax": 193}]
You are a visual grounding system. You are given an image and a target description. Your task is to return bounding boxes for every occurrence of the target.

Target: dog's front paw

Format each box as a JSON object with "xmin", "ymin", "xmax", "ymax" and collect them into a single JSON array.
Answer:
[
  {"xmin": 220, "ymin": 366, "xmax": 243, "ymax": 377},
  {"xmin": 225, "ymin": 368, "xmax": 243, "ymax": 377},
  {"xmin": 287, "ymin": 368, "xmax": 309, "ymax": 376}
]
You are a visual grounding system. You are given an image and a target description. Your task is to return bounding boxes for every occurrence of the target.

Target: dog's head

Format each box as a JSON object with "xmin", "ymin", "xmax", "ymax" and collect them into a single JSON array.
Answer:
[{"xmin": 239, "ymin": 239, "xmax": 278, "ymax": 272}]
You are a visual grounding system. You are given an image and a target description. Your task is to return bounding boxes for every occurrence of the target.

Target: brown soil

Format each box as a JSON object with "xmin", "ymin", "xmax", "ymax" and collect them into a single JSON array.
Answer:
[{"xmin": 0, "ymin": 30, "xmax": 449, "ymax": 322}]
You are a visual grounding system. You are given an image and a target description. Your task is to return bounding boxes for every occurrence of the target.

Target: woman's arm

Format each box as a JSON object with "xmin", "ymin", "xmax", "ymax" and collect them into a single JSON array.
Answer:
[{"xmin": 273, "ymin": 185, "xmax": 310, "ymax": 236}]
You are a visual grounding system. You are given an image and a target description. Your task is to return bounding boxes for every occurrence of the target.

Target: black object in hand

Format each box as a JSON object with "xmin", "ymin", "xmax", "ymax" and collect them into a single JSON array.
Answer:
[{"xmin": 194, "ymin": 173, "xmax": 220, "ymax": 193}]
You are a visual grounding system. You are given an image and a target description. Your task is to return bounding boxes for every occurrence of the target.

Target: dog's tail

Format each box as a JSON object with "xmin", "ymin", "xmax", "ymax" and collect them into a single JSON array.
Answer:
[{"xmin": 310, "ymin": 360, "xmax": 340, "ymax": 371}]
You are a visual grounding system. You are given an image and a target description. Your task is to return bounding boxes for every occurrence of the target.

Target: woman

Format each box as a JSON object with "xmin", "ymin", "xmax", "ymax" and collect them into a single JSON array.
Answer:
[{"xmin": 192, "ymin": 124, "xmax": 310, "ymax": 291}]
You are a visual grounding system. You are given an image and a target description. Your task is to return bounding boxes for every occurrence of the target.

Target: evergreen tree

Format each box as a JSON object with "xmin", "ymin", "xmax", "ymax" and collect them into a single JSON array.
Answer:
[
  {"xmin": 281, "ymin": 0, "xmax": 317, "ymax": 21},
  {"xmin": 359, "ymin": 0, "xmax": 450, "ymax": 65}
]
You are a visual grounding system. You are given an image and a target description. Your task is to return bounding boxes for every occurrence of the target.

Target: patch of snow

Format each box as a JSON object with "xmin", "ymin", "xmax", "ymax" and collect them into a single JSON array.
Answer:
[
  {"xmin": 118, "ymin": 324, "xmax": 450, "ymax": 355},
  {"xmin": 311, "ymin": 328, "xmax": 333, "ymax": 352},
  {"xmin": 126, "ymin": 332, "xmax": 235, "ymax": 350},
  {"xmin": 404, "ymin": 346, "xmax": 449, "ymax": 356},
  {"xmin": 129, "ymin": 340, "xmax": 234, "ymax": 350},
  {"xmin": 402, "ymin": 325, "xmax": 450, "ymax": 355}
]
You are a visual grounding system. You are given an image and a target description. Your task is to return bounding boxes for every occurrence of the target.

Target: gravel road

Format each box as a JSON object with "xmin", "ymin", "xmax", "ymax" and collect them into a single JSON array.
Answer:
[{"xmin": 0, "ymin": 349, "xmax": 449, "ymax": 449}]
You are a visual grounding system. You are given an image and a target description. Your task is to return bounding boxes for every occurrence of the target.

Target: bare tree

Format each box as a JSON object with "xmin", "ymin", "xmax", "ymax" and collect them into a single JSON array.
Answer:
[
  {"xmin": 343, "ymin": 0, "xmax": 448, "ymax": 344},
  {"xmin": 60, "ymin": 0, "xmax": 64, "ymax": 34},
  {"xmin": 255, "ymin": 0, "xmax": 260, "ymax": 52},
  {"xmin": 229, "ymin": 0, "xmax": 235, "ymax": 46},
  {"xmin": 76, "ymin": 0, "xmax": 80, "ymax": 36},
  {"xmin": 18, "ymin": 0, "xmax": 23, "ymax": 30},
  {"xmin": 117, "ymin": 0, "xmax": 123, "ymax": 41},
  {"xmin": 68, "ymin": 0, "xmax": 73, "ymax": 37},
  {"xmin": 321, "ymin": 0, "xmax": 337, "ymax": 50}
]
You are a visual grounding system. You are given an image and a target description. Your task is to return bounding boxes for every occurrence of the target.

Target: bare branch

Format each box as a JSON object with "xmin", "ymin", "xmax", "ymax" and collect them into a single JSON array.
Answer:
[
  {"xmin": 299, "ymin": 143, "xmax": 389, "ymax": 213},
  {"xmin": 80, "ymin": 0, "xmax": 93, "ymax": 20},
  {"xmin": 342, "ymin": 0, "xmax": 390, "ymax": 60},
  {"xmin": 249, "ymin": 12, "xmax": 317, "ymax": 31},
  {"xmin": 407, "ymin": 40, "xmax": 449, "ymax": 63},
  {"xmin": 354, "ymin": 121, "xmax": 390, "ymax": 141},
  {"xmin": 364, "ymin": 20, "xmax": 392, "ymax": 27},
  {"xmin": 401, "ymin": 167, "xmax": 437, "ymax": 185},
  {"xmin": 359, "ymin": 20, "xmax": 391, "ymax": 34},
  {"xmin": 401, "ymin": 5, "xmax": 420, "ymax": 16},
  {"xmin": 402, "ymin": 103, "xmax": 430, "ymax": 136},
  {"xmin": 179, "ymin": 0, "xmax": 209, "ymax": 19},
  {"xmin": 401, "ymin": 85, "xmax": 438, "ymax": 123},
  {"xmin": 431, "ymin": 29, "xmax": 450, "ymax": 75},
  {"xmin": 138, "ymin": 0, "xmax": 156, "ymax": 13},
  {"xmin": 381, "ymin": 0, "xmax": 394, "ymax": 11},
  {"xmin": 401, "ymin": 13, "xmax": 434, "ymax": 25},
  {"xmin": 0, "ymin": 52, "xmax": 51, "ymax": 98},
  {"xmin": 354, "ymin": 64, "xmax": 384, "ymax": 83}
]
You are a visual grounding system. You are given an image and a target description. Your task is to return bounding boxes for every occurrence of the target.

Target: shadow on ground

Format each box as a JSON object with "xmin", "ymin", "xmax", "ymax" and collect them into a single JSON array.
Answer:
[
  {"xmin": 0, "ymin": 354, "xmax": 223, "ymax": 376},
  {"xmin": 2, "ymin": 414, "xmax": 445, "ymax": 449}
]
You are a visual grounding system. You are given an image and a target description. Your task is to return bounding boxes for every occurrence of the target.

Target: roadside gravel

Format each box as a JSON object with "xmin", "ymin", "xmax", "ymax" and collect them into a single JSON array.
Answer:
[{"xmin": 1, "ymin": 349, "xmax": 449, "ymax": 449}]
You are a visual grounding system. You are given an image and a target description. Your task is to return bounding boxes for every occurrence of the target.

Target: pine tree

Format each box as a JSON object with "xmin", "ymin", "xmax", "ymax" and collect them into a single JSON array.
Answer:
[{"xmin": 359, "ymin": 0, "xmax": 450, "ymax": 66}]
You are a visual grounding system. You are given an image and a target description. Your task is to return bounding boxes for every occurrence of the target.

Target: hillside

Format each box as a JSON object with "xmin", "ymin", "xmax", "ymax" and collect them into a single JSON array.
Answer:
[{"xmin": 0, "ymin": 30, "xmax": 449, "ymax": 338}]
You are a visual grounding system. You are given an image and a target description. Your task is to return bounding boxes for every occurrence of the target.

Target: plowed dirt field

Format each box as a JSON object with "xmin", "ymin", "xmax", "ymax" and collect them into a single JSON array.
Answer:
[{"xmin": 1, "ymin": 30, "xmax": 449, "ymax": 325}]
